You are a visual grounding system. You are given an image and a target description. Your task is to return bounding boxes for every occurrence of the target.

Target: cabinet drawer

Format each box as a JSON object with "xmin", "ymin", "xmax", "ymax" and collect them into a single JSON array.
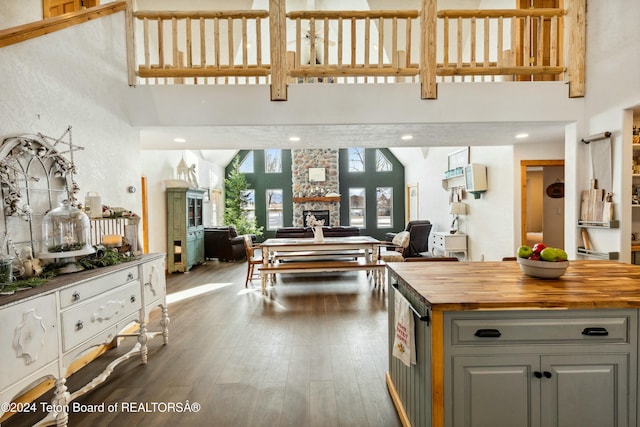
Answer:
[
  {"xmin": 0, "ymin": 295, "xmax": 59, "ymax": 391},
  {"xmin": 142, "ymin": 257, "xmax": 166, "ymax": 308},
  {"xmin": 450, "ymin": 314, "xmax": 631, "ymax": 345},
  {"xmin": 61, "ymin": 281, "xmax": 141, "ymax": 352},
  {"xmin": 59, "ymin": 266, "xmax": 138, "ymax": 308}
]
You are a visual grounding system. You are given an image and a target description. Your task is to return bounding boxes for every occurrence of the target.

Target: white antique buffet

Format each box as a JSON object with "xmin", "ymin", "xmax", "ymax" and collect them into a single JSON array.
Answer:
[{"xmin": 0, "ymin": 253, "xmax": 168, "ymax": 426}]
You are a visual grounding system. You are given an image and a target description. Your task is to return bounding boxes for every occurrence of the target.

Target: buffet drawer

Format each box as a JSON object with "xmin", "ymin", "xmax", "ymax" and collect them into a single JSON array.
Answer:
[
  {"xmin": 61, "ymin": 281, "xmax": 141, "ymax": 352},
  {"xmin": 450, "ymin": 312, "xmax": 631, "ymax": 345},
  {"xmin": 142, "ymin": 256, "xmax": 166, "ymax": 309},
  {"xmin": 59, "ymin": 266, "xmax": 139, "ymax": 308}
]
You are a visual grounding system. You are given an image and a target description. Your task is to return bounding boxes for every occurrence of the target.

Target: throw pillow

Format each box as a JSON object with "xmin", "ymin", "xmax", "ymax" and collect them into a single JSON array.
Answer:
[{"xmin": 392, "ymin": 231, "xmax": 410, "ymax": 248}]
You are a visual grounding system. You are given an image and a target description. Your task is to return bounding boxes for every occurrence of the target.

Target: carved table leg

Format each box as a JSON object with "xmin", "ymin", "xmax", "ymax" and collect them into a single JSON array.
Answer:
[
  {"xmin": 138, "ymin": 323, "xmax": 149, "ymax": 364},
  {"xmin": 160, "ymin": 304, "xmax": 170, "ymax": 345}
]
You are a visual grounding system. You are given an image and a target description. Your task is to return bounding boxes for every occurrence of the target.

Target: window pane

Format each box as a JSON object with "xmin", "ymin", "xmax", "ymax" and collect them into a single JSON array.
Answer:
[
  {"xmin": 348, "ymin": 148, "xmax": 365, "ymax": 172},
  {"xmin": 265, "ymin": 149, "xmax": 282, "ymax": 173},
  {"xmin": 375, "ymin": 149, "xmax": 393, "ymax": 172},
  {"xmin": 242, "ymin": 189, "xmax": 256, "ymax": 222},
  {"xmin": 349, "ymin": 187, "xmax": 366, "ymax": 228},
  {"xmin": 239, "ymin": 151, "xmax": 254, "ymax": 173},
  {"xmin": 266, "ymin": 189, "xmax": 283, "ymax": 230},
  {"xmin": 376, "ymin": 187, "xmax": 393, "ymax": 228}
]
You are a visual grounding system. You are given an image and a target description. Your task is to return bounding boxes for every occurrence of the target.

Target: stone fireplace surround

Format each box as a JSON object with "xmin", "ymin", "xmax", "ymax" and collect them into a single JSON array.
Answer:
[{"xmin": 291, "ymin": 149, "xmax": 340, "ymax": 226}]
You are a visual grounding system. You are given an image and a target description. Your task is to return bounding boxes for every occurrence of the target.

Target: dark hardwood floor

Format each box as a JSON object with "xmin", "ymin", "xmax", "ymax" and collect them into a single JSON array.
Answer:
[{"xmin": 5, "ymin": 259, "xmax": 401, "ymax": 427}]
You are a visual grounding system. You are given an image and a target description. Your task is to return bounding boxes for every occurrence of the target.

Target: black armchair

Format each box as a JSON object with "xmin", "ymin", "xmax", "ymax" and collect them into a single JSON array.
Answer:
[{"xmin": 385, "ymin": 220, "xmax": 432, "ymax": 258}]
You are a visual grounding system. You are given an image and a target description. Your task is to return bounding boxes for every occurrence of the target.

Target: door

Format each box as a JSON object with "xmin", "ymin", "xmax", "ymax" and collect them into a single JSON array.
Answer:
[
  {"xmin": 452, "ymin": 355, "xmax": 541, "ymax": 427},
  {"xmin": 541, "ymin": 354, "xmax": 629, "ymax": 427},
  {"xmin": 517, "ymin": 0, "xmax": 562, "ymax": 81},
  {"xmin": 43, "ymin": 0, "xmax": 100, "ymax": 18},
  {"xmin": 520, "ymin": 160, "xmax": 564, "ymax": 248},
  {"xmin": 43, "ymin": 0, "xmax": 81, "ymax": 18}
]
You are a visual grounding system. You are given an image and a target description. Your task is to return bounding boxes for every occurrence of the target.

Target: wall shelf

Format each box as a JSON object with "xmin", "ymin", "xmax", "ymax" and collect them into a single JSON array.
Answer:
[
  {"xmin": 577, "ymin": 247, "xmax": 619, "ymax": 260},
  {"xmin": 293, "ymin": 196, "xmax": 340, "ymax": 203},
  {"xmin": 577, "ymin": 220, "xmax": 619, "ymax": 228}
]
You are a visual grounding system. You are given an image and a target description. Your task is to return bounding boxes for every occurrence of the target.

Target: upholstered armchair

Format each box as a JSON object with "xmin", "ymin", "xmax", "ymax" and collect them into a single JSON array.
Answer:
[
  {"xmin": 384, "ymin": 220, "xmax": 433, "ymax": 258},
  {"xmin": 204, "ymin": 226, "xmax": 249, "ymax": 261}
]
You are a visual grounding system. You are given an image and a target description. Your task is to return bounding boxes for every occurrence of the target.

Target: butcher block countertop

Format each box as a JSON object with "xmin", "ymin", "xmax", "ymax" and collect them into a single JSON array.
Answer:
[{"xmin": 387, "ymin": 260, "xmax": 640, "ymax": 311}]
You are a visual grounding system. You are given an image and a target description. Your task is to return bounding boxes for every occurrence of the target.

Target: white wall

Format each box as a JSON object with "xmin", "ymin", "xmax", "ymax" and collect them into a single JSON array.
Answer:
[
  {"xmin": 0, "ymin": 12, "xmax": 141, "ymax": 244},
  {"xmin": 579, "ymin": 0, "xmax": 640, "ymax": 263},
  {"xmin": 141, "ymin": 150, "xmax": 225, "ymax": 254},
  {"xmin": 396, "ymin": 145, "xmax": 515, "ymax": 261}
]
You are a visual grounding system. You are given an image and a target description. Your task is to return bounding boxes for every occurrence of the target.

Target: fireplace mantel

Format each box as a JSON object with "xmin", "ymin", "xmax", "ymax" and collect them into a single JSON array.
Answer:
[{"xmin": 293, "ymin": 196, "xmax": 340, "ymax": 203}]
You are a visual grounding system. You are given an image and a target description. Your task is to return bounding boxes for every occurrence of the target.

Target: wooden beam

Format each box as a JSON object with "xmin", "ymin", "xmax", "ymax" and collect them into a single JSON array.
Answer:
[
  {"xmin": 565, "ymin": 0, "xmax": 586, "ymax": 97},
  {"xmin": 287, "ymin": 10, "xmax": 419, "ymax": 20},
  {"xmin": 438, "ymin": 8, "xmax": 565, "ymax": 19},
  {"xmin": 269, "ymin": 0, "xmax": 287, "ymax": 100},
  {"xmin": 133, "ymin": 10, "xmax": 269, "ymax": 20},
  {"xmin": 437, "ymin": 65, "xmax": 565, "ymax": 76},
  {"xmin": 0, "ymin": 2, "xmax": 126, "ymax": 48},
  {"xmin": 420, "ymin": 0, "xmax": 437, "ymax": 99},
  {"xmin": 125, "ymin": 0, "xmax": 137, "ymax": 86}
]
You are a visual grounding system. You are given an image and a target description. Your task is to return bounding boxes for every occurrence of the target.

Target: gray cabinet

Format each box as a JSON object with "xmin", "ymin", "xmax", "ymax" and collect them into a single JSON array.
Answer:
[
  {"xmin": 166, "ymin": 187, "xmax": 205, "ymax": 272},
  {"xmin": 446, "ymin": 310, "xmax": 636, "ymax": 427}
]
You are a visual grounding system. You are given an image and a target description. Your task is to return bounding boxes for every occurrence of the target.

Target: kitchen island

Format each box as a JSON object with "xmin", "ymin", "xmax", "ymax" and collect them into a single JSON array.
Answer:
[{"xmin": 386, "ymin": 260, "xmax": 640, "ymax": 427}]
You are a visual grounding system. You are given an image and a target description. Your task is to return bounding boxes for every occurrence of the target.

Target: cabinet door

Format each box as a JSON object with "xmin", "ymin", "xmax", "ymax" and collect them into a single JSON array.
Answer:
[
  {"xmin": 452, "ymin": 355, "xmax": 540, "ymax": 427},
  {"xmin": 541, "ymin": 354, "xmax": 629, "ymax": 427}
]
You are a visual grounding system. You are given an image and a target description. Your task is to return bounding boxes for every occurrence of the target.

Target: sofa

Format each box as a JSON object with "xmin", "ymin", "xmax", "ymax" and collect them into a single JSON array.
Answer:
[
  {"xmin": 204, "ymin": 226, "xmax": 248, "ymax": 261},
  {"xmin": 275, "ymin": 226, "xmax": 360, "ymax": 239}
]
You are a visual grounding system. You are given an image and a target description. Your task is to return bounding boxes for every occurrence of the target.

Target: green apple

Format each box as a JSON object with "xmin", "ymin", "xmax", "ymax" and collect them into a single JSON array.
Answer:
[
  {"xmin": 517, "ymin": 245, "xmax": 533, "ymax": 259},
  {"xmin": 541, "ymin": 247, "xmax": 568, "ymax": 262}
]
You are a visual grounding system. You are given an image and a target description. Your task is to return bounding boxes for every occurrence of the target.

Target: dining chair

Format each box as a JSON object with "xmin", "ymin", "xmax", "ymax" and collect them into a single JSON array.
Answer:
[{"xmin": 243, "ymin": 234, "xmax": 262, "ymax": 287}]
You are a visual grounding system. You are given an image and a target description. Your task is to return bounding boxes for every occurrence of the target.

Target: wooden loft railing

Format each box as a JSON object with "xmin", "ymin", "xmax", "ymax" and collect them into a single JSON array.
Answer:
[
  {"xmin": 0, "ymin": 0, "xmax": 585, "ymax": 100},
  {"xmin": 128, "ymin": 0, "xmax": 585, "ymax": 99}
]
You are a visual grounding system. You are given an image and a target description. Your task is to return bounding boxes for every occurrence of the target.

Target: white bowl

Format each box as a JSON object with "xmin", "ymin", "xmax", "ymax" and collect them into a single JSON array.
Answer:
[{"xmin": 517, "ymin": 257, "xmax": 569, "ymax": 279}]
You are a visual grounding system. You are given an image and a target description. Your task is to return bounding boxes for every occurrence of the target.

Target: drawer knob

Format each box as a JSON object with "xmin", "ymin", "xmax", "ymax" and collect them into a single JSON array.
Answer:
[
  {"xmin": 127, "ymin": 272, "xmax": 134, "ymax": 281},
  {"xmin": 130, "ymin": 295, "xmax": 136, "ymax": 303},
  {"xmin": 75, "ymin": 320, "xmax": 84, "ymax": 331},
  {"xmin": 582, "ymin": 327, "xmax": 609, "ymax": 336},
  {"xmin": 543, "ymin": 371, "xmax": 552, "ymax": 379},
  {"xmin": 533, "ymin": 371, "xmax": 543, "ymax": 379},
  {"xmin": 474, "ymin": 328, "xmax": 502, "ymax": 338},
  {"xmin": 72, "ymin": 291, "xmax": 80, "ymax": 302}
]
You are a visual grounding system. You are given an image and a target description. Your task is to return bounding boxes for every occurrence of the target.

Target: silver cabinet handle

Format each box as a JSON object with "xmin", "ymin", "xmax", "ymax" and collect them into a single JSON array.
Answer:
[
  {"xmin": 127, "ymin": 272, "xmax": 134, "ymax": 281},
  {"xmin": 72, "ymin": 291, "xmax": 80, "ymax": 302},
  {"xmin": 76, "ymin": 320, "xmax": 84, "ymax": 331}
]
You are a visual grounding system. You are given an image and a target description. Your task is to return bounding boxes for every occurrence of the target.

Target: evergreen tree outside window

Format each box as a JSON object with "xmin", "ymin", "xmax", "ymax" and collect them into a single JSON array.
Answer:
[
  {"xmin": 349, "ymin": 187, "xmax": 366, "ymax": 227},
  {"xmin": 376, "ymin": 187, "xmax": 393, "ymax": 228},
  {"xmin": 239, "ymin": 151, "xmax": 254, "ymax": 173},
  {"xmin": 265, "ymin": 149, "xmax": 282, "ymax": 173},
  {"xmin": 223, "ymin": 156, "xmax": 263, "ymax": 236},
  {"xmin": 266, "ymin": 189, "xmax": 283, "ymax": 230},
  {"xmin": 348, "ymin": 148, "xmax": 365, "ymax": 172},
  {"xmin": 375, "ymin": 149, "xmax": 393, "ymax": 172}
]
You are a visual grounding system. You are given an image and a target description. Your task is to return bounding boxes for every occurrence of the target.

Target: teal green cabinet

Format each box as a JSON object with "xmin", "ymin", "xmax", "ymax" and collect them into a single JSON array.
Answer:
[{"xmin": 166, "ymin": 187, "xmax": 205, "ymax": 272}]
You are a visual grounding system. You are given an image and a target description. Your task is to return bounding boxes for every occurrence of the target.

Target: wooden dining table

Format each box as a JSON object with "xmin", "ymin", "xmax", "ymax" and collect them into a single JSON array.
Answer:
[{"xmin": 257, "ymin": 236, "xmax": 386, "ymax": 292}]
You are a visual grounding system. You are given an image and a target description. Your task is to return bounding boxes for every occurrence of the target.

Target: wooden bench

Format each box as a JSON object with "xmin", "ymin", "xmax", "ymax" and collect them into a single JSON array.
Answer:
[{"xmin": 258, "ymin": 259, "xmax": 386, "ymax": 294}]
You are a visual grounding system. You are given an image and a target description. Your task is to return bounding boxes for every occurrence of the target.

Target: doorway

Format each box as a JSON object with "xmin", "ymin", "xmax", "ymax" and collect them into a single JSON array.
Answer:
[{"xmin": 520, "ymin": 160, "xmax": 565, "ymax": 248}]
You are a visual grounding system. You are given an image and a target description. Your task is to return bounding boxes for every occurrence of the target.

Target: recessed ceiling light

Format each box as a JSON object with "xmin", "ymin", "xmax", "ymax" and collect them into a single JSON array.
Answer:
[
  {"xmin": 401, "ymin": 134, "xmax": 413, "ymax": 141},
  {"xmin": 515, "ymin": 133, "xmax": 529, "ymax": 139},
  {"xmin": 174, "ymin": 137, "xmax": 186, "ymax": 143},
  {"xmin": 289, "ymin": 136, "xmax": 301, "ymax": 142}
]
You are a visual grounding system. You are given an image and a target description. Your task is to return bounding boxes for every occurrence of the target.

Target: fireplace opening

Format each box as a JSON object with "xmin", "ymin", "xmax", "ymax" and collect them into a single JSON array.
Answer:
[{"xmin": 303, "ymin": 210, "xmax": 330, "ymax": 226}]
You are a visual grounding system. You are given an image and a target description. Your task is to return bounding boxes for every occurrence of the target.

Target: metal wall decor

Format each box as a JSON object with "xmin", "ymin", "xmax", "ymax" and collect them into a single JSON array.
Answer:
[{"xmin": 0, "ymin": 126, "xmax": 84, "ymax": 253}]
